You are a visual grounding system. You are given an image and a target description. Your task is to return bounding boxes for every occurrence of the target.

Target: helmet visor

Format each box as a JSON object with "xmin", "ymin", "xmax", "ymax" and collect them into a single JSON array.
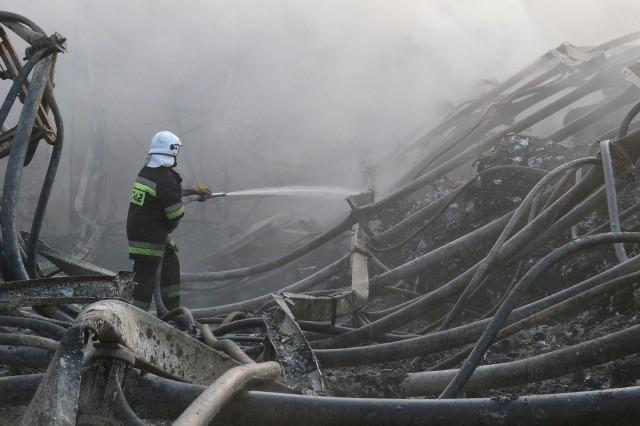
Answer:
[{"xmin": 171, "ymin": 143, "xmax": 182, "ymax": 156}]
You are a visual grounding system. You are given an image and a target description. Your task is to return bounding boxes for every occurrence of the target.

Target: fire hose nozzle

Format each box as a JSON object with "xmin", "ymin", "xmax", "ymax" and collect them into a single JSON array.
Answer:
[{"xmin": 209, "ymin": 192, "xmax": 226, "ymax": 198}]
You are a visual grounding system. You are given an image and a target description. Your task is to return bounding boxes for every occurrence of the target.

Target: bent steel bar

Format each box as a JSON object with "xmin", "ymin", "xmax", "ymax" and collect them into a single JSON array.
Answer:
[
  {"xmin": 174, "ymin": 362, "xmax": 282, "ymax": 426},
  {"xmin": 0, "ymin": 271, "xmax": 135, "ymax": 310},
  {"xmin": 22, "ymin": 300, "xmax": 241, "ymax": 424}
]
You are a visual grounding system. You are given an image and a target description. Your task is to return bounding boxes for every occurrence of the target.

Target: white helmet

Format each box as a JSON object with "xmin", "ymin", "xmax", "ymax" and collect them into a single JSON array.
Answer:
[{"xmin": 149, "ymin": 131, "xmax": 182, "ymax": 156}]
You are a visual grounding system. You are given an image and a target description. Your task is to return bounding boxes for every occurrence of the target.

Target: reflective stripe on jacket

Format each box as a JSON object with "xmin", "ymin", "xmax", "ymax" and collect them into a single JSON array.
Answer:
[{"xmin": 126, "ymin": 165, "xmax": 184, "ymax": 261}]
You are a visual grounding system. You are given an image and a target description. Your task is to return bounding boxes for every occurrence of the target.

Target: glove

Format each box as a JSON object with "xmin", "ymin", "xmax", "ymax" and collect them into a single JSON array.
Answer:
[{"xmin": 194, "ymin": 186, "xmax": 213, "ymax": 197}]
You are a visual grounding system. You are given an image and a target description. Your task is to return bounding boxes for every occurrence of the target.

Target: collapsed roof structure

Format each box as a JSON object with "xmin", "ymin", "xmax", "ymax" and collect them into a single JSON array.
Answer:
[{"xmin": 1, "ymin": 10, "xmax": 640, "ymax": 425}]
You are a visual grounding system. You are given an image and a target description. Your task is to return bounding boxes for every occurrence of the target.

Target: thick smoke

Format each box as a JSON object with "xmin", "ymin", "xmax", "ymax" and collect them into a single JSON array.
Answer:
[{"xmin": 2, "ymin": 0, "xmax": 639, "ymax": 271}]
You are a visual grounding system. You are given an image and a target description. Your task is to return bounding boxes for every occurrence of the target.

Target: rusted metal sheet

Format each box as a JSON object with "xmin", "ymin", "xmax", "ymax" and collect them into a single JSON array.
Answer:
[
  {"xmin": 263, "ymin": 304, "xmax": 325, "ymax": 392},
  {"xmin": 0, "ymin": 271, "xmax": 134, "ymax": 310},
  {"xmin": 80, "ymin": 300, "xmax": 242, "ymax": 385},
  {"xmin": 36, "ymin": 239, "xmax": 115, "ymax": 276}
]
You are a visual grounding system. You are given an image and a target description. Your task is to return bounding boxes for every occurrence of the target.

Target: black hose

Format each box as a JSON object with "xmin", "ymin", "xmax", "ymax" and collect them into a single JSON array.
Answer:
[
  {"xmin": 26, "ymin": 85, "xmax": 63, "ymax": 278},
  {"xmin": 160, "ymin": 306, "xmax": 195, "ymax": 330},
  {"xmin": 181, "ymin": 215, "xmax": 352, "ymax": 282},
  {"xmin": 212, "ymin": 317, "xmax": 264, "ymax": 336},
  {"xmin": 438, "ymin": 157, "xmax": 601, "ymax": 331},
  {"xmin": 371, "ymin": 166, "xmax": 547, "ymax": 247},
  {"xmin": 0, "ymin": 49, "xmax": 48, "ymax": 130},
  {"xmin": 191, "ymin": 253, "xmax": 350, "ymax": 318},
  {"xmin": 618, "ymin": 100, "xmax": 640, "ymax": 138},
  {"xmin": 211, "ymin": 316, "xmax": 412, "ymax": 343},
  {"xmin": 0, "ymin": 374, "xmax": 43, "ymax": 408},
  {"xmin": 0, "ymin": 56, "xmax": 52, "ymax": 281},
  {"xmin": 0, "ymin": 12, "xmax": 46, "ymax": 35},
  {"xmin": 404, "ymin": 323, "xmax": 640, "ymax": 396},
  {"xmin": 152, "ymin": 255, "xmax": 169, "ymax": 317},
  {"xmin": 439, "ymin": 232, "xmax": 640, "ymax": 399},
  {"xmin": 313, "ymin": 161, "xmax": 601, "ymax": 349},
  {"xmin": 0, "ymin": 314, "xmax": 66, "ymax": 339},
  {"xmin": 0, "ymin": 345, "xmax": 52, "ymax": 369},
  {"xmin": 359, "ymin": 69, "xmax": 607, "ymax": 218},
  {"xmin": 127, "ymin": 382, "xmax": 640, "ymax": 426},
  {"xmin": 95, "ymin": 369, "xmax": 145, "ymax": 426},
  {"xmin": 434, "ymin": 269, "xmax": 640, "ymax": 372},
  {"xmin": 313, "ymin": 253, "xmax": 640, "ymax": 367}
]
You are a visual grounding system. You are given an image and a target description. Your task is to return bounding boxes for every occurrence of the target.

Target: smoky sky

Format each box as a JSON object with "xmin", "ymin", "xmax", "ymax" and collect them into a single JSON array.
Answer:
[{"xmin": 2, "ymin": 0, "xmax": 640, "ymax": 252}]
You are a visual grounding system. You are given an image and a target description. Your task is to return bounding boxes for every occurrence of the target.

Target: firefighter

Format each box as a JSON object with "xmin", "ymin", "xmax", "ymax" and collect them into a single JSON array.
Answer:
[{"xmin": 126, "ymin": 131, "xmax": 212, "ymax": 312}]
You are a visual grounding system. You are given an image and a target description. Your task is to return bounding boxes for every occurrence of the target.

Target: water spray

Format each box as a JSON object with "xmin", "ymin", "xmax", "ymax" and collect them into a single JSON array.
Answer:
[
  {"xmin": 183, "ymin": 186, "xmax": 361, "ymax": 204},
  {"xmin": 223, "ymin": 185, "xmax": 360, "ymax": 200}
]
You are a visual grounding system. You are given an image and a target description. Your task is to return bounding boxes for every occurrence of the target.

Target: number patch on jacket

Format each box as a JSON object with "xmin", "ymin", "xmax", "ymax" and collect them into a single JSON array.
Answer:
[{"xmin": 131, "ymin": 188, "xmax": 145, "ymax": 206}]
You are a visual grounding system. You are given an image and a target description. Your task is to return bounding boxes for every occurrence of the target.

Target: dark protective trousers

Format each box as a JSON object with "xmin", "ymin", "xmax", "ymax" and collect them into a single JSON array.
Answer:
[{"xmin": 132, "ymin": 244, "xmax": 180, "ymax": 312}]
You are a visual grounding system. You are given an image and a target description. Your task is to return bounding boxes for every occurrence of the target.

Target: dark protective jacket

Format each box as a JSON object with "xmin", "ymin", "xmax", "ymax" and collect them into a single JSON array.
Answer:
[{"xmin": 126, "ymin": 165, "xmax": 184, "ymax": 261}]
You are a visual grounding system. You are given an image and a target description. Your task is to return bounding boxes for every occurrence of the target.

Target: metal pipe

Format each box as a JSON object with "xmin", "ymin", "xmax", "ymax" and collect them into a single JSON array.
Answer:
[
  {"xmin": 0, "ymin": 345, "xmax": 52, "ymax": 369},
  {"xmin": 599, "ymin": 140, "xmax": 628, "ymax": 262},
  {"xmin": 359, "ymin": 68, "xmax": 608, "ymax": 217},
  {"xmin": 545, "ymin": 85, "xmax": 640, "ymax": 143},
  {"xmin": 173, "ymin": 362, "xmax": 281, "ymax": 426}
]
